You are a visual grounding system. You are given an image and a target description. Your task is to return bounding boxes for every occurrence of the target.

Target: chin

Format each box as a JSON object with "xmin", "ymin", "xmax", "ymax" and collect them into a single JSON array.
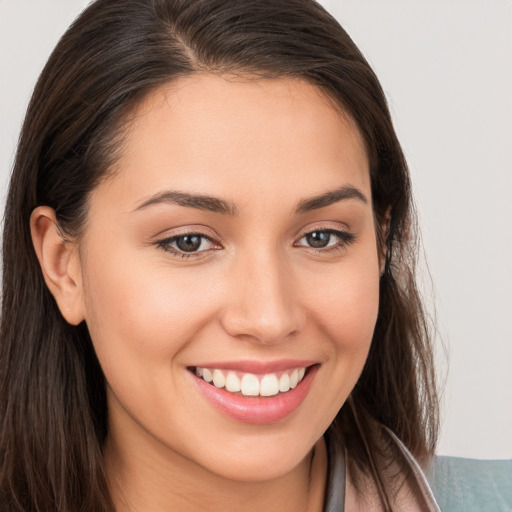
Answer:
[{"xmin": 189, "ymin": 428, "xmax": 319, "ymax": 483}]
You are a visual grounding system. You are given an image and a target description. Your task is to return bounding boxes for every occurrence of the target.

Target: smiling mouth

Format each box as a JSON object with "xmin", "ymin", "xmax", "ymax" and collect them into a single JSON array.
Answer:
[{"xmin": 189, "ymin": 366, "xmax": 310, "ymax": 397}]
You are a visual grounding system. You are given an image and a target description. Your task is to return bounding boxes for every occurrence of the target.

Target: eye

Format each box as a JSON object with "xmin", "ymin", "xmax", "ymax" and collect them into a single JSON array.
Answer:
[
  {"xmin": 157, "ymin": 233, "xmax": 219, "ymax": 257},
  {"xmin": 295, "ymin": 229, "xmax": 355, "ymax": 250}
]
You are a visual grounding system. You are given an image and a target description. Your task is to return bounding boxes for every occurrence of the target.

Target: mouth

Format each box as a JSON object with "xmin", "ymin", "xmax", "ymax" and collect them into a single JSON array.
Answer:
[
  {"xmin": 187, "ymin": 362, "xmax": 318, "ymax": 424},
  {"xmin": 190, "ymin": 366, "xmax": 307, "ymax": 397}
]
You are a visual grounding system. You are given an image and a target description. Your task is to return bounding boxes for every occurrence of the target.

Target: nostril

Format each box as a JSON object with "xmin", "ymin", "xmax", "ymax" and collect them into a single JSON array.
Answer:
[{"xmin": 219, "ymin": 310, "xmax": 302, "ymax": 345}]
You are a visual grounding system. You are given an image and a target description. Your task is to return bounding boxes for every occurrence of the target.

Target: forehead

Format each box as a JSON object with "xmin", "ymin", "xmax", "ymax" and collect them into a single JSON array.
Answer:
[{"xmin": 100, "ymin": 74, "xmax": 371, "ymax": 211}]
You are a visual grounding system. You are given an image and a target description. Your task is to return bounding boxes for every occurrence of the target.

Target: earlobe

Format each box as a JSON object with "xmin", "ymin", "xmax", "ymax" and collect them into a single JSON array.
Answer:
[{"xmin": 30, "ymin": 206, "xmax": 85, "ymax": 325}]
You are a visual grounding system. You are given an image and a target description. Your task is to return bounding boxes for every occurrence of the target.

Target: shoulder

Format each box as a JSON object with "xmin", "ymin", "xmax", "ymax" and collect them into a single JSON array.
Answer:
[
  {"xmin": 331, "ymin": 426, "xmax": 441, "ymax": 511},
  {"xmin": 427, "ymin": 455, "xmax": 512, "ymax": 511},
  {"xmin": 345, "ymin": 455, "xmax": 433, "ymax": 512}
]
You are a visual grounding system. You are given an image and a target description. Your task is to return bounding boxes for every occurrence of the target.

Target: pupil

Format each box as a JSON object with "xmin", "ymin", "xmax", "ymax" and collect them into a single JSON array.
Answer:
[
  {"xmin": 177, "ymin": 235, "xmax": 201, "ymax": 252},
  {"xmin": 307, "ymin": 231, "xmax": 330, "ymax": 248}
]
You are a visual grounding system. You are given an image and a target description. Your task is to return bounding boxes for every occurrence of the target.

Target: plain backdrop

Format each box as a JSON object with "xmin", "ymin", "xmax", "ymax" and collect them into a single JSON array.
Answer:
[{"xmin": 1, "ymin": 0, "xmax": 511, "ymax": 460}]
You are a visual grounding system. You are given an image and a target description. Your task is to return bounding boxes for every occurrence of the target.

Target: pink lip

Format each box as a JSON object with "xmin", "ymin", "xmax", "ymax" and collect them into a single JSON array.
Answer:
[
  {"xmin": 190, "ymin": 364, "xmax": 318, "ymax": 424},
  {"xmin": 192, "ymin": 359, "xmax": 317, "ymax": 374}
]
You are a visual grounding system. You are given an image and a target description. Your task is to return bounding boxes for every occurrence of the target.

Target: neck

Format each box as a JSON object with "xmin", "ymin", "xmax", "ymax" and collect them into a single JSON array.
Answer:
[{"xmin": 105, "ymin": 431, "xmax": 327, "ymax": 512}]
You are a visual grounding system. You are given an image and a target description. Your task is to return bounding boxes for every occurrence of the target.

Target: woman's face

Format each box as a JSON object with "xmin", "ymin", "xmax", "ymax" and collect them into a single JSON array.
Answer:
[{"xmin": 78, "ymin": 75, "xmax": 381, "ymax": 481}]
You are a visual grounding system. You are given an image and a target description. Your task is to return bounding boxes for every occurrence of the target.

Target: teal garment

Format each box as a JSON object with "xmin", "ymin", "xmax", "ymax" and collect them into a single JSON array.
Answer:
[{"xmin": 427, "ymin": 456, "xmax": 512, "ymax": 512}]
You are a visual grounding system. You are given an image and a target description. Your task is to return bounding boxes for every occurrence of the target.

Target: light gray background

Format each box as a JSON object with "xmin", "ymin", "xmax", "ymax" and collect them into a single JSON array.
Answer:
[{"xmin": 1, "ymin": 0, "xmax": 511, "ymax": 459}]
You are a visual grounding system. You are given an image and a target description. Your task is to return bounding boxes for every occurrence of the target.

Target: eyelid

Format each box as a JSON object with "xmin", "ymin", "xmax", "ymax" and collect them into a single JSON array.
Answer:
[
  {"xmin": 153, "ymin": 226, "xmax": 223, "ymax": 259},
  {"xmin": 151, "ymin": 224, "xmax": 220, "ymax": 241},
  {"xmin": 294, "ymin": 221, "xmax": 351, "ymax": 239}
]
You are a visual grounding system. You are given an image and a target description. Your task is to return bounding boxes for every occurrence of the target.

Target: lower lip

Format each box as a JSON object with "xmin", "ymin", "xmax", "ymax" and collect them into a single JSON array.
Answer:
[{"xmin": 191, "ymin": 366, "xmax": 318, "ymax": 424}]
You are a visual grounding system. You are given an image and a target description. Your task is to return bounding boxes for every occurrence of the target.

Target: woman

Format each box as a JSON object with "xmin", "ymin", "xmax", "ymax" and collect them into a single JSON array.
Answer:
[{"xmin": 0, "ymin": 0, "xmax": 440, "ymax": 510}]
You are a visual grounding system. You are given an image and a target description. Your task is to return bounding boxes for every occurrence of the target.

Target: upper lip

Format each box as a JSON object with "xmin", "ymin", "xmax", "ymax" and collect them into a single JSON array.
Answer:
[{"xmin": 190, "ymin": 359, "xmax": 317, "ymax": 374}]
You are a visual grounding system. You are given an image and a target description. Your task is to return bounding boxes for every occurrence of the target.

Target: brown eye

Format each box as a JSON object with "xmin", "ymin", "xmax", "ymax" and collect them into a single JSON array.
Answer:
[
  {"xmin": 296, "ymin": 229, "xmax": 356, "ymax": 251},
  {"xmin": 175, "ymin": 234, "xmax": 202, "ymax": 252},
  {"xmin": 157, "ymin": 233, "xmax": 219, "ymax": 257},
  {"xmin": 305, "ymin": 231, "xmax": 331, "ymax": 248}
]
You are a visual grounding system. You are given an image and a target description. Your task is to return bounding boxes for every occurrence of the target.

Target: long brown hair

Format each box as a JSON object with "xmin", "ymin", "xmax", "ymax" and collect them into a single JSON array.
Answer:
[{"xmin": 0, "ymin": 1, "xmax": 438, "ymax": 510}]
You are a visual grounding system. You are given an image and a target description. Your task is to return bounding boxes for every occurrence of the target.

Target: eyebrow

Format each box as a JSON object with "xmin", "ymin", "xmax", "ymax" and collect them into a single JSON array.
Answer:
[
  {"xmin": 294, "ymin": 185, "xmax": 367, "ymax": 214},
  {"xmin": 133, "ymin": 184, "xmax": 367, "ymax": 216},
  {"xmin": 133, "ymin": 191, "xmax": 239, "ymax": 216}
]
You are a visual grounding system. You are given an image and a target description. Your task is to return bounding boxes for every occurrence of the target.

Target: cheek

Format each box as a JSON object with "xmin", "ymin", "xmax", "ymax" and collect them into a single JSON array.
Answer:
[
  {"xmin": 307, "ymin": 257, "xmax": 380, "ymax": 351},
  {"xmin": 81, "ymin": 250, "xmax": 220, "ymax": 381},
  {"xmin": 304, "ymin": 258, "xmax": 380, "ymax": 414}
]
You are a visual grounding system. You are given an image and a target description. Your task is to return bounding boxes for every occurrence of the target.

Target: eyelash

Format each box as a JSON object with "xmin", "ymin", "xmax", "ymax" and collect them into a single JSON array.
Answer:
[
  {"xmin": 156, "ymin": 228, "xmax": 355, "ymax": 259},
  {"xmin": 156, "ymin": 233, "xmax": 220, "ymax": 259},
  {"xmin": 294, "ymin": 228, "xmax": 356, "ymax": 253}
]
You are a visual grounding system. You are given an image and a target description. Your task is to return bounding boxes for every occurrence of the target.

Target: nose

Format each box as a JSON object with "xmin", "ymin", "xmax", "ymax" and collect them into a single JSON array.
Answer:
[{"xmin": 219, "ymin": 248, "xmax": 304, "ymax": 345}]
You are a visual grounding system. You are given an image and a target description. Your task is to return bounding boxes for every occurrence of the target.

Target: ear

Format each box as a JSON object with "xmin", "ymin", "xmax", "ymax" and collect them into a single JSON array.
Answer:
[
  {"xmin": 30, "ymin": 206, "xmax": 85, "ymax": 325},
  {"xmin": 379, "ymin": 207, "xmax": 392, "ymax": 275}
]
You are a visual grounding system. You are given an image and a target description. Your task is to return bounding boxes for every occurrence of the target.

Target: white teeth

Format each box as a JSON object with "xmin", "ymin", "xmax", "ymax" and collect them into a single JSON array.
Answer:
[
  {"xmin": 202, "ymin": 368, "xmax": 213, "ymax": 383},
  {"xmin": 290, "ymin": 369, "xmax": 299, "ymax": 389},
  {"xmin": 260, "ymin": 374, "xmax": 279, "ymax": 396},
  {"xmin": 241, "ymin": 374, "xmax": 260, "ymax": 396},
  {"xmin": 194, "ymin": 366, "xmax": 308, "ymax": 396},
  {"xmin": 278, "ymin": 373, "xmax": 291, "ymax": 392},
  {"xmin": 212, "ymin": 369, "xmax": 225, "ymax": 388},
  {"xmin": 225, "ymin": 372, "xmax": 241, "ymax": 392}
]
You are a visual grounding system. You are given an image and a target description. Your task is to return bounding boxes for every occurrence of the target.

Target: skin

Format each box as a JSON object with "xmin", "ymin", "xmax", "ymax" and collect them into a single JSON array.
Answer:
[{"xmin": 32, "ymin": 75, "xmax": 386, "ymax": 511}]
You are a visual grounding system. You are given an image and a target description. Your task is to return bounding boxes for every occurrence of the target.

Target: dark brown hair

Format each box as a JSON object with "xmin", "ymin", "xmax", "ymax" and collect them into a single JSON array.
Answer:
[{"xmin": 0, "ymin": 1, "xmax": 438, "ymax": 510}]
